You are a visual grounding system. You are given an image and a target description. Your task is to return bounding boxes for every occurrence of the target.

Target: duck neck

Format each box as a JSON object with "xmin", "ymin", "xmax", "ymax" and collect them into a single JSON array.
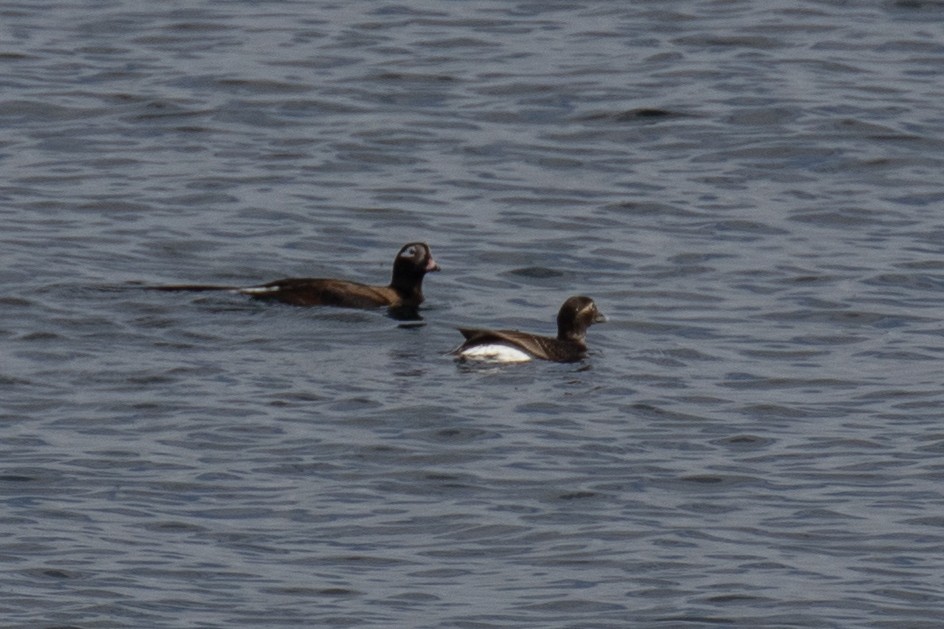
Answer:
[
  {"xmin": 390, "ymin": 272, "xmax": 424, "ymax": 303},
  {"xmin": 557, "ymin": 326, "xmax": 586, "ymax": 344}
]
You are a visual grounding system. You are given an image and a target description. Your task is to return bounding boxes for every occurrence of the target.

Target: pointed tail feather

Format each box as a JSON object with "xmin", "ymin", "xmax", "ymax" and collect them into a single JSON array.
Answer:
[{"xmin": 146, "ymin": 284, "xmax": 239, "ymax": 292}]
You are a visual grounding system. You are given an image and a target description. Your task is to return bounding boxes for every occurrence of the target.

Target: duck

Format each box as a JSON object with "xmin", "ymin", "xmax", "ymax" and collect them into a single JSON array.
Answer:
[
  {"xmin": 452, "ymin": 296, "xmax": 606, "ymax": 363},
  {"xmin": 153, "ymin": 242, "xmax": 440, "ymax": 314}
]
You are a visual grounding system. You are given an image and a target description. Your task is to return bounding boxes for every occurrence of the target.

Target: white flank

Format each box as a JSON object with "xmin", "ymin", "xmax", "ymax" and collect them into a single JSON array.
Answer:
[
  {"xmin": 237, "ymin": 286, "xmax": 281, "ymax": 294},
  {"xmin": 458, "ymin": 344, "xmax": 533, "ymax": 363}
]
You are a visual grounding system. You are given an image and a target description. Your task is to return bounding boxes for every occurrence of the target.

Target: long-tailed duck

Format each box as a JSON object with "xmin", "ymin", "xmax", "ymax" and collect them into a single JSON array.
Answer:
[
  {"xmin": 153, "ymin": 242, "xmax": 439, "ymax": 315},
  {"xmin": 452, "ymin": 296, "xmax": 606, "ymax": 363}
]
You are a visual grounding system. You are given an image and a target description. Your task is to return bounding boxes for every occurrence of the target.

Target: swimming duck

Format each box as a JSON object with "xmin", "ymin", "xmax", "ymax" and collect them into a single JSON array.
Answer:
[
  {"xmin": 452, "ymin": 296, "xmax": 606, "ymax": 363},
  {"xmin": 154, "ymin": 242, "xmax": 439, "ymax": 314}
]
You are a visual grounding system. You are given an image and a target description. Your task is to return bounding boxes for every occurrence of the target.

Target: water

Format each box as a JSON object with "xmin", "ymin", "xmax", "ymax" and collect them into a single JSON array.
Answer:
[{"xmin": 2, "ymin": 1, "xmax": 944, "ymax": 626}]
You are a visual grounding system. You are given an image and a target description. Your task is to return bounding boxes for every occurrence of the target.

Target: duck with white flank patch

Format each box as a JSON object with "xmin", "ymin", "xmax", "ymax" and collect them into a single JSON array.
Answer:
[{"xmin": 452, "ymin": 296, "xmax": 606, "ymax": 363}]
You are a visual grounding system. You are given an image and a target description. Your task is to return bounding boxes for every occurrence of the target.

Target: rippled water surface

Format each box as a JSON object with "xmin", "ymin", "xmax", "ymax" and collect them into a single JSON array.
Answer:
[{"xmin": 3, "ymin": 1, "xmax": 944, "ymax": 627}]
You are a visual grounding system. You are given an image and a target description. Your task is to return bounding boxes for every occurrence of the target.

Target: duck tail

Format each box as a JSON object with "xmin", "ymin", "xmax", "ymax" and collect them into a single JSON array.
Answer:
[{"xmin": 145, "ymin": 284, "xmax": 239, "ymax": 292}]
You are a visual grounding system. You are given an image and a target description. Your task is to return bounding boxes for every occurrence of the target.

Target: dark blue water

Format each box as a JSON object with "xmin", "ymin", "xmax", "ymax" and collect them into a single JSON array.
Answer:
[{"xmin": 3, "ymin": 1, "xmax": 944, "ymax": 627}]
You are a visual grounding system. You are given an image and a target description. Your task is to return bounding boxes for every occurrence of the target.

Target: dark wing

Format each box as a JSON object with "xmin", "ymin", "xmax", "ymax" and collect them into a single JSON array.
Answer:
[
  {"xmin": 456, "ymin": 328, "xmax": 583, "ymax": 361},
  {"xmin": 240, "ymin": 279, "xmax": 398, "ymax": 308}
]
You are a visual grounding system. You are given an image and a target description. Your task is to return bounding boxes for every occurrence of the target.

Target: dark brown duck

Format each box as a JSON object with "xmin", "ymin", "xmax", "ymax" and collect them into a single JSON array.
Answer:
[
  {"xmin": 153, "ymin": 242, "xmax": 439, "ymax": 313},
  {"xmin": 452, "ymin": 296, "xmax": 606, "ymax": 363}
]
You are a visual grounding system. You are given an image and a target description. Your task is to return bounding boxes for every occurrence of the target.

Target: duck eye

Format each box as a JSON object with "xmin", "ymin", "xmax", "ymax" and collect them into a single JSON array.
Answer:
[{"xmin": 404, "ymin": 247, "xmax": 416, "ymax": 257}]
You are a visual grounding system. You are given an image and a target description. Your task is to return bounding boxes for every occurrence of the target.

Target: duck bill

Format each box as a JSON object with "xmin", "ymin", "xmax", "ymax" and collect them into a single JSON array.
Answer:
[
  {"xmin": 594, "ymin": 312, "xmax": 608, "ymax": 324},
  {"xmin": 426, "ymin": 257, "xmax": 441, "ymax": 272}
]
